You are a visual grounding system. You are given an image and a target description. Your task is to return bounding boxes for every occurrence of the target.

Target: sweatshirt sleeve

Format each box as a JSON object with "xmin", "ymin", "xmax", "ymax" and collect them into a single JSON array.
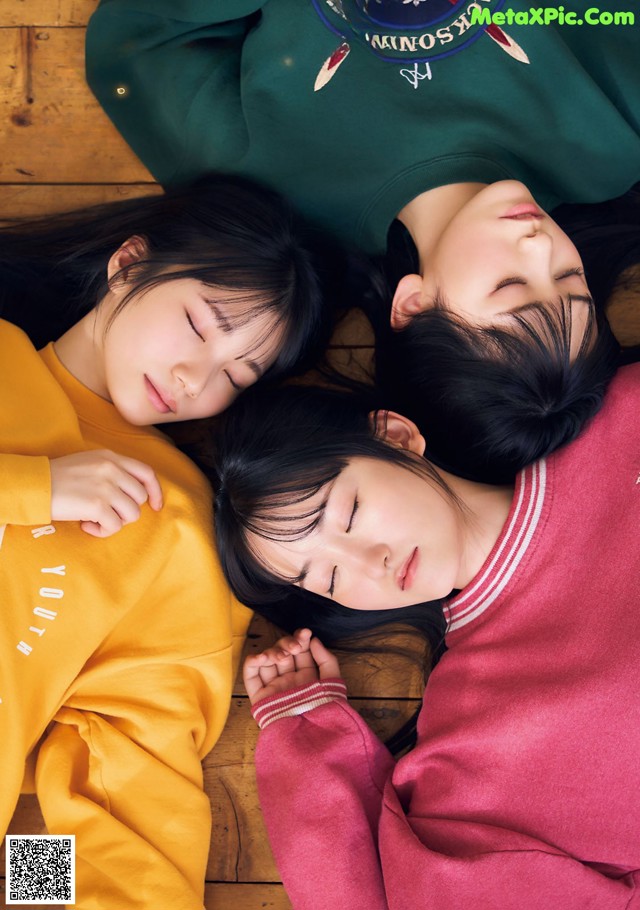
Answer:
[
  {"xmin": 85, "ymin": 0, "xmax": 264, "ymax": 184},
  {"xmin": 34, "ymin": 645, "xmax": 232, "ymax": 910},
  {"xmin": 253, "ymin": 684, "xmax": 640, "ymax": 910},
  {"xmin": 0, "ymin": 454, "xmax": 51, "ymax": 525},
  {"xmin": 253, "ymin": 680, "xmax": 395, "ymax": 910}
]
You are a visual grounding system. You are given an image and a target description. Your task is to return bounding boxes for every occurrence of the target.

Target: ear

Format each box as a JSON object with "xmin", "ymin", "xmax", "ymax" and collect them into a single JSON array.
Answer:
[
  {"xmin": 107, "ymin": 235, "xmax": 148, "ymax": 286},
  {"xmin": 369, "ymin": 410, "xmax": 426, "ymax": 456},
  {"xmin": 390, "ymin": 273, "xmax": 426, "ymax": 329}
]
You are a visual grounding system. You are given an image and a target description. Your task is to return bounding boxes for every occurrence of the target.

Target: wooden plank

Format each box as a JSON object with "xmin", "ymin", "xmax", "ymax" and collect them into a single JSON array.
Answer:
[
  {"xmin": 0, "ymin": 1, "xmax": 97, "ymax": 28},
  {"xmin": 0, "ymin": 183, "xmax": 160, "ymax": 219},
  {"xmin": 0, "ymin": 27, "xmax": 150, "ymax": 183},
  {"xmin": 608, "ymin": 265, "xmax": 640, "ymax": 347},
  {"xmin": 319, "ymin": 345, "xmax": 374, "ymax": 381},
  {"xmin": 331, "ymin": 307, "xmax": 375, "ymax": 347},
  {"xmin": 205, "ymin": 883, "xmax": 291, "ymax": 910}
]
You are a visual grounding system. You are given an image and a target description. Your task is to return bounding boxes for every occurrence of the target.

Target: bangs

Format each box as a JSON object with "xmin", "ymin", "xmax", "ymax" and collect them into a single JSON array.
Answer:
[
  {"xmin": 504, "ymin": 295, "xmax": 597, "ymax": 362},
  {"xmin": 107, "ymin": 259, "xmax": 299, "ymax": 371},
  {"xmin": 234, "ymin": 465, "xmax": 344, "ymax": 544}
]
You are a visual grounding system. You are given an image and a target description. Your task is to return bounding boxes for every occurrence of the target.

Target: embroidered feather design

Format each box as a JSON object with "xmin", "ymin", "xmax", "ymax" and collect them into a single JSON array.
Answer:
[{"xmin": 315, "ymin": 41, "xmax": 351, "ymax": 91}]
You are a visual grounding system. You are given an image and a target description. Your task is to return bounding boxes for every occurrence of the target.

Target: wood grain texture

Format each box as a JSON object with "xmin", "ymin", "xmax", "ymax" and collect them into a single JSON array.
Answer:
[
  {"xmin": 0, "ymin": 27, "xmax": 150, "ymax": 183},
  {"xmin": 0, "ymin": 1, "xmax": 97, "ymax": 28},
  {"xmin": 0, "ymin": 183, "xmax": 161, "ymax": 219},
  {"xmin": 608, "ymin": 265, "xmax": 640, "ymax": 347}
]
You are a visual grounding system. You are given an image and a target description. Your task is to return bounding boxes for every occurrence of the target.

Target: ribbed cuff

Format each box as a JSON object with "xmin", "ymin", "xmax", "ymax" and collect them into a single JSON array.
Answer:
[{"xmin": 252, "ymin": 678, "xmax": 347, "ymax": 730}]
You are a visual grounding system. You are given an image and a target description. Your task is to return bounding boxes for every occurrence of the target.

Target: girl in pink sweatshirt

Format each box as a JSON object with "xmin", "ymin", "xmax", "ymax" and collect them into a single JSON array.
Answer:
[{"xmin": 213, "ymin": 365, "xmax": 640, "ymax": 909}]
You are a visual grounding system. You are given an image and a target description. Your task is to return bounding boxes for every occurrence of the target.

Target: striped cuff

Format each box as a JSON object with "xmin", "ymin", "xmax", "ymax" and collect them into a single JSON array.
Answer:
[{"xmin": 252, "ymin": 678, "xmax": 348, "ymax": 730}]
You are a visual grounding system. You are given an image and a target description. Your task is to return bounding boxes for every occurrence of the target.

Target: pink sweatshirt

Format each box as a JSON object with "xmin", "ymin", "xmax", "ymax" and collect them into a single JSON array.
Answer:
[{"xmin": 252, "ymin": 364, "xmax": 640, "ymax": 910}]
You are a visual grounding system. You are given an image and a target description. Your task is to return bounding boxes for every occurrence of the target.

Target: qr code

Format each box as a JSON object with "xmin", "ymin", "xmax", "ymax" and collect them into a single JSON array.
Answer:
[{"xmin": 5, "ymin": 835, "xmax": 75, "ymax": 905}]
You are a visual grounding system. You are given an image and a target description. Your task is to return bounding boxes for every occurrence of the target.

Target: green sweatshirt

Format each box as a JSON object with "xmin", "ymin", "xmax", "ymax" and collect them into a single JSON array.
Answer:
[{"xmin": 86, "ymin": 0, "xmax": 640, "ymax": 253}]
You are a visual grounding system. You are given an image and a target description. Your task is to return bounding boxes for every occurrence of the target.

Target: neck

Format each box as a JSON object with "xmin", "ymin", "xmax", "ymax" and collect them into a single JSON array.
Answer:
[
  {"xmin": 436, "ymin": 467, "xmax": 514, "ymax": 590},
  {"xmin": 397, "ymin": 183, "xmax": 487, "ymax": 272},
  {"xmin": 53, "ymin": 304, "xmax": 110, "ymax": 400}
]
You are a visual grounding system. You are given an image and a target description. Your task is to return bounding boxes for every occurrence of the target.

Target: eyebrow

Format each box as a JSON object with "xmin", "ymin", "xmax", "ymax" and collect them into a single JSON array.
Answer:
[
  {"xmin": 204, "ymin": 298, "xmax": 234, "ymax": 333},
  {"xmin": 237, "ymin": 356, "xmax": 264, "ymax": 380}
]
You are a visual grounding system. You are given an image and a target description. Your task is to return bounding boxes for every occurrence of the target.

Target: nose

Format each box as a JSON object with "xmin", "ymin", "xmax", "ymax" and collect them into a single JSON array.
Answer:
[
  {"xmin": 173, "ymin": 363, "xmax": 209, "ymax": 399},
  {"xmin": 347, "ymin": 542, "xmax": 390, "ymax": 579},
  {"xmin": 519, "ymin": 224, "xmax": 554, "ymax": 270},
  {"xmin": 519, "ymin": 217, "xmax": 549, "ymax": 241}
]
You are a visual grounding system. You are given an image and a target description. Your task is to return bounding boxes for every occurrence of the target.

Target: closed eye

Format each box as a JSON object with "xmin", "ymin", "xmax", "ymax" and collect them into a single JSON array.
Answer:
[
  {"xmin": 556, "ymin": 267, "xmax": 584, "ymax": 280},
  {"xmin": 494, "ymin": 268, "xmax": 584, "ymax": 293},
  {"xmin": 186, "ymin": 311, "xmax": 205, "ymax": 341},
  {"xmin": 494, "ymin": 276, "xmax": 526, "ymax": 292},
  {"xmin": 328, "ymin": 566, "xmax": 337, "ymax": 598},
  {"xmin": 346, "ymin": 496, "xmax": 359, "ymax": 533},
  {"xmin": 224, "ymin": 370, "xmax": 243, "ymax": 392}
]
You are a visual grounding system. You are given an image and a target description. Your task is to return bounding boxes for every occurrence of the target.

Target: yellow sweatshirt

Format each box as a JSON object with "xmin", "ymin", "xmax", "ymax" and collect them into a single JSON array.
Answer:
[{"xmin": 0, "ymin": 319, "xmax": 251, "ymax": 909}]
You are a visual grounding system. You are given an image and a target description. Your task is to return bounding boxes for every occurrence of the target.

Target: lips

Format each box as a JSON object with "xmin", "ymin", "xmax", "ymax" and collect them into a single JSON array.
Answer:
[
  {"xmin": 398, "ymin": 547, "xmax": 419, "ymax": 592},
  {"xmin": 501, "ymin": 203, "xmax": 544, "ymax": 220},
  {"xmin": 144, "ymin": 375, "xmax": 176, "ymax": 414}
]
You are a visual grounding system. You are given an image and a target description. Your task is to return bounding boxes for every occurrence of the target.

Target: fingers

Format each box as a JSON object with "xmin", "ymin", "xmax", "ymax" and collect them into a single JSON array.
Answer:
[
  {"xmin": 111, "ymin": 454, "xmax": 163, "ymax": 511},
  {"xmin": 310, "ymin": 636, "xmax": 341, "ymax": 679},
  {"xmin": 50, "ymin": 450, "xmax": 163, "ymax": 538},
  {"xmin": 242, "ymin": 629, "xmax": 341, "ymax": 705},
  {"xmin": 242, "ymin": 650, "xmax": 293, "ymax": 701},
  {"xmin": 243, "ymin": 654, "xmax": 268, "ymax": 701}
]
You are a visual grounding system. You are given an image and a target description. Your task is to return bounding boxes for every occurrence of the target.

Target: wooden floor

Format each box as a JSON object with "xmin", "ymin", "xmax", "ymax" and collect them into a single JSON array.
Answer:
[{"xmin": 0, "ymin": 3, "xmax": 400, "ymax": 908}]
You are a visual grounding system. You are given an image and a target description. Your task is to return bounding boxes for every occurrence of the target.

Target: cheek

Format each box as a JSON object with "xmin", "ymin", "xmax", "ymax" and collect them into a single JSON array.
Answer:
[{"xmin": 193, "ymin": 387, "xmax": 237, "ymax": 419}]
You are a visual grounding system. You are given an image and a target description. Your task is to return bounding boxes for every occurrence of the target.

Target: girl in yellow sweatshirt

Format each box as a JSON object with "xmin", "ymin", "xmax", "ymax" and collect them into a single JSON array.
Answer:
[{"xmin": 0, "ymin": 176, "xmax": 327, "ymax": 909}]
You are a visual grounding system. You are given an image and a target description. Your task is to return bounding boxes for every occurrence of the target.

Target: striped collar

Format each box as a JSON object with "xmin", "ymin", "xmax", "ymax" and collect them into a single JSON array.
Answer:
[{"xmin": 445, "ymin": 460, "xmax": 547, "ymax": 633}]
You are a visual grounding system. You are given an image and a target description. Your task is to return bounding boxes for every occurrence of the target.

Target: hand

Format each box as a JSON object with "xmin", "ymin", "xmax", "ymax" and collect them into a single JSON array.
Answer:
[
  {"xmin": 50, "ymin": 450, "xmax": 163, "ymax": 538},
  {"xmin": 243, "ymin": 628, "xmax": 341, "ymax": 706}
]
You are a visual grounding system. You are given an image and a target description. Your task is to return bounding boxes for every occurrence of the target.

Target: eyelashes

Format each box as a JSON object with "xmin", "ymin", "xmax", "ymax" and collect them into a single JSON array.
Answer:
[
  {"xmin": 186, "ymin": 311, "xmax": 243, "ymax": 390},
  {"xmin": 346, "ymin": 496, "xmax": 359, "ymax": 533},
  {"xmin": 494, "ymin": 276, "xmax": 526, "ymax": 291},
  {"xmin": 224, "ymin": 370, "xmax": 242, "ymax": 392},
  {"xmin": 328, "ymin": 495, "xmax": 359, "ymax": 597},
  {"xmin": 557, "ymin": 267, "xmax": 584, "ymax": 279},
  {"xmin": 494, "ymin": 267, "xmax": 585, "ymax": 293},
  {"xmin": 328, "ymin": 566, "xmax": 337, "ymax": 597},
  {"xmin": 186, "ymin": 311, "xmax": 205, "ymax": 341}
]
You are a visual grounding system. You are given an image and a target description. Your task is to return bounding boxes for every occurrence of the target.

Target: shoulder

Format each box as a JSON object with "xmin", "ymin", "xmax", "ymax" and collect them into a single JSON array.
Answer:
[
  {"xmin": 587, "ymin": 363, "xmax": 639, "ymax": 438},
  {"xmin": 605, "ymin": 362, "xmax": 640, "ymax": 405},
  {"xmin": 0, "ymin": 321, "xmax": 70, "ymax": 410},
  {"xmin": 0, "ymin": 318, "xmax": 35, "ymax": 351},
  {"xmin": 550, "ymin": 362, "xmax": 639, "ymax": 480}
]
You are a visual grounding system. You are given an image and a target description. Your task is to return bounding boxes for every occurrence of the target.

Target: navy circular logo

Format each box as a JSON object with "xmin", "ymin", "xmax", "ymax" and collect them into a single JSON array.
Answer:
[{"xmin": 312, "ymin": 0, "xmax": 509, "ymax": 63}]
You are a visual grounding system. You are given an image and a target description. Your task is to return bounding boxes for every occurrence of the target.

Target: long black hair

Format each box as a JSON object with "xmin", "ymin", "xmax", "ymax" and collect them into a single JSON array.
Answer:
[
  {"xmin": 0, "ymin": 173, "xmax": 330, "ymax": 377},
  {"xmin": 371, "ymin": 190, "xmax": 639, "ymax": 482},
  {"xmin": 376, "ymin": 299, "xmax": 619, "ymax": 484},
  {"xmin": 213, "ymin": 383, "xmax": 447, "ymax": 657}
]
